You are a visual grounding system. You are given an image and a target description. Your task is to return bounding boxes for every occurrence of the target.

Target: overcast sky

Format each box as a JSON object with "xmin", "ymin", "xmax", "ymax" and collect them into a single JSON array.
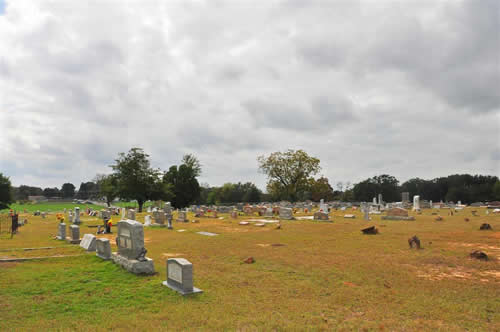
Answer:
[{"xmin": 0, "ymin": 0, "xmax": 499, "ymax": 191}]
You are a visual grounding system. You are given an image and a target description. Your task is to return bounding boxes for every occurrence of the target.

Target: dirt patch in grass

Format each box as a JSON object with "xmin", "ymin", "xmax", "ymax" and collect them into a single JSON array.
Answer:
[
  {"xmin": 0, "ymin": 262, "xmax": 18, "ymax": 269},
  {"xmin": 161, "ymin": 253, "xmax": 184, "ymax": 257},
  {"xmin": 448, "ymin": 242, "xmax": 500, "ymax": 259},
  {"xmin": 416, "ymin": 264, "xmax": 500, "ymax": 283}
]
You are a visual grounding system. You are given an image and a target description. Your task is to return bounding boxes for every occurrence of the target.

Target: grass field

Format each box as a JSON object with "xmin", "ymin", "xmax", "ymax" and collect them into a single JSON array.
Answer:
[
  {"xmin": 0, "ymin": 208, "xmax": 498, "ymax": 331},
  {"xmin": 0, "ymin": 201, "xmax": 158, "ymax": 214}
]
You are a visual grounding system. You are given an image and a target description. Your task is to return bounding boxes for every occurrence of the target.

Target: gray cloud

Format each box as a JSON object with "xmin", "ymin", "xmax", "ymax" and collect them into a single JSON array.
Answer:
[{"xmin": 0, "ymin": 0, "xmax": 498, "ymax": 190}]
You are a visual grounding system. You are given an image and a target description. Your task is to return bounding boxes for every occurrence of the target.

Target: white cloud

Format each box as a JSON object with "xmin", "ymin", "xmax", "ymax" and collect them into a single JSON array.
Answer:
[{"xmin": 0, "ymin": 0, "xmax": 498, "ymax": 190}]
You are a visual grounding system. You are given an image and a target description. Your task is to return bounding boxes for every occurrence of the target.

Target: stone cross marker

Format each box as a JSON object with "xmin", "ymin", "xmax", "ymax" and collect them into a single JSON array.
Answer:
[
  {"xmin": 56, "ymin": 222, "xmax": 66, "ymax": 240},
  {"xmin": 96, "ymin": 238, "xmax": 111, "ymax": 260},
  {"xmin": 162, "ymin": 258, "xmax": 203, "ymax": 295},
  {"xmin": 112, "ymin": 219, "xmax": 154, "ymax": 275}
]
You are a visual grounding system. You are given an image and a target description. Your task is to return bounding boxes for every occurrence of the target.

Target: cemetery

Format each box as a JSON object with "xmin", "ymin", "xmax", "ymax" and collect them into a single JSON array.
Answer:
[{"xmin": 0, "ymin": 202, "xmax": 499, "ymax": 330}]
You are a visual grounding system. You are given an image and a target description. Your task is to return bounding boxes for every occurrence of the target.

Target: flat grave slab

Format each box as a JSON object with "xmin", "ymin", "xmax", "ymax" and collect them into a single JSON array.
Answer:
[{"xmin": 196, "ymin": 231, "xmax": 218, "ymax": 236}]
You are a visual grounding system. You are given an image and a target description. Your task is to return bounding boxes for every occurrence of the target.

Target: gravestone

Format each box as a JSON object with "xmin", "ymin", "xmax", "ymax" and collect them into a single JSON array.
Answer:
[
  {"xmin": 344, "ymin": 214, "xmax": 355, "ymax": 219},
  {"xmin": 111, "ymin": 219, "xmax": 155, "ymax": 275},
  {"xmin": 279, "ymin": 207, "xmax": 293, "ymax": 220},
  {"xmin": 372, "ymin": 197, "xmax": 377, "ymax": 205},
  {"xmin": 231, "ymin": 210, "xmax": 238, "ymax": 219},
  {"xmin": 74, "ymin": 207, "xmax": 81, "ymax": 224},
  {"xmin": 177, "ymin": 210, "xmax": 188, "ymax": 222},
  {"xmin": 96, "ymin": 238, "xmax": 111, "ymax": 260},
  {"xmin": 413, "ymin": 196, "xmax": 420, "ymax": 211},
  {"xmin": 319, "ymin": 199, "xmax": 329, "ymax": 213},
  {"xmin": 67, "ymin": 225, "xmax": 81, "ymax": 244},
  {"xmin": 121, "ymin": 208, "xmax": 126, "ymax": 219},
  {"xmin": 264, "ymin": 208, "xmax": 273, "ymax": 217},
  {"xmin": 127, "ymin": 209, "xmax": 136, "ymax": 221},
  {"xmin": 363, "ymin": 205, "xmax": 370, "ymax": 221},
  {"xmin": 68, "ymin": 211, "xmax": 73, "ymax": 223},
  {"xmin": 378, "ymin": 194, "xmax": 383, "ymax": 205},
  {"xmin": 144, "ymin": 215, "xmax": 152, "ymax": 226},
  {"xmin": 402, "ymin": 192, "xmax": 410, "ymax": 203},
  {"xmin": 41, "ymin": 212, "xmax": 46, "ymax": 219},
  {"xmin": 429, "ymin": 200, "xmax": 433, "ymax": 209},
  {"xmin": 163, "ymin": 258, "xmax": 203, "ymax": 295},
  {"xmin": 382, "ymin": 208, "xmax": 415, "ymax": 221},
  {"xmin": 313, "ymin": 211, "xmax": 330, "ymax": 222},
  {"xmin": 56, "ymin": 222, "xmax": 66, "ymax": 240},
  {"xmin": 167, "ymin": 214, "xmax": 173, "ymax": 229},
  {"xmin": 80, "ymin": 234, "xmax": 97, "ymax": 251},
  {"xmin": 153, "ymin": 211, "xmax": 165, "ymax": 226}
]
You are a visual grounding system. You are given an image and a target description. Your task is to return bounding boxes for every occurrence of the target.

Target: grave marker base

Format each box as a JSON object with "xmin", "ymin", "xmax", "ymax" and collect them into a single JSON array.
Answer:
[
  {"xmin": 111, "ymin": 253, "xmax": 155, "ymax": 275},
  {"xmin": 162, "ymin": 281, "xmax": 203, "ymax": 295}
]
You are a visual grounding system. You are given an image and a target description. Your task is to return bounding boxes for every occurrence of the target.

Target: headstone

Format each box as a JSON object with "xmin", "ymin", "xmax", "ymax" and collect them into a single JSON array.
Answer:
[
  {"xmin": 279, "ymin": 207, "xmax": 293, "ymax": 220},
  {"xmin": 231, "ymin": 210, "xmax": 238, "ymax": 219},
  {"xmin": 167, "ymin": 215, "xmax": 173, "ymax": 229},
  {"xmin": 121, "ymin": 208, "xmax": 126, "ymax": 218},
  {"xmin": 56, "ymin": 222, "xmax": 66, "ymax": 240},
  {"xmin": 177, "ymin": 210, "xmax": 188, "ymax": 222},
  {"xmin": 378, "ymin": 194, "xmax": 383, "ymax": 205},
  {"xmin": 111, "ymin": 219, "xmax": 155, "ymax": 274},
  {"xmin": 41, "ymin": 212, "xmax": 46, "ymax": 219},
  {"xmin": 162, "ymin": 258, "xmax": 202, "ymax": 295},
  {"xmin": 402, "ymin": 192, "xmax": 410, "ymax": 203},
  {"xmin": 127, "ymin": 209, "xmax": 136, "ymax": 221},
  {"xmin": 68, "ymin": 212, "xmax": 74, "ymax": 223},
  {"xmin": 153, "ymin": 211, "xmax": 165, "ymax": 226},
  {"xmin": 382, "ymin": 208, "xmax": 415, "ymax": 220},
  {"xmin": 343, "ymin": 214, "xmax": 355, "ymax": 219},
  {"xmin": 67, "ymin": 225, "xmax": 81, "ymax": 244},
  {"xmin": 74, "ymin": 207, "xmax": 81, "ymax": 224},
  {"xmin": 80, "ymin": 234, "xmax": 97, "ymax": 251},
  {"xmin": 429, "ymin": 200, "xmax": 433, "ymax": 209},
  {"xmin": 373, "ymin": 197, "xmax": 377, "ymax": 205},
  {"xmin": 144, "ymin": 215, "xmax": 152, "ymax": 226},
  {"xmin": 96, "ymin": 238, "xmax": 111, "ymax": 260},
  {"xmin": 363, "ymin": 205, "xmax": 370, "ymax": 221},
  {"xmin": 264, "ymin": 208, "xmax": 273, "ymax": 217},
  {"xmin": 319, "ymin": 199, "xmax": 329, "ymax": 213},
  {"xmin": 413, "ymin": 195, "xmax": 420, "ymax": 211},
  {"xmin": 313, "ymin": 211, "xmax": 330, "ymax": 222}
]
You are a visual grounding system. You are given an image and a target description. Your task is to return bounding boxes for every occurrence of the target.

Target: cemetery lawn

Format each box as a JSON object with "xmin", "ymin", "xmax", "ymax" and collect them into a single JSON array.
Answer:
[
  {"xmin": 0, "ymin": 209, "xmax": 499, "ymax": 331},
  {"xmin": 0, "ymin": 202, "xmax": 104, "ymax": 214}
]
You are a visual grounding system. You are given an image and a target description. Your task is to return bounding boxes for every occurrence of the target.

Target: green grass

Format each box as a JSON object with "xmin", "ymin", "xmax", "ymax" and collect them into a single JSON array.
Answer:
[
  {"xmin": 0, "ymin": 208, "xmax": 498, "ymax": 330},
  {"xmin": 1, "ymin": 202, "xmax": 105, "ymax": 214}
]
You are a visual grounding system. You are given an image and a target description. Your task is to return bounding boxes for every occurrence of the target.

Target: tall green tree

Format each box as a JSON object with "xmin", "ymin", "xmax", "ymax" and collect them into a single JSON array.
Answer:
[
  {"xmin": 163, "ymin": 155, "xmax": 202, "ymax": 208},
  {"xmin": 94, "ymin": 174, "xmax": 118, "ymax": 207},
  {"xmin": 111, "ymin": 148, "xmax": 170, "ymax": 212},
  {"xmin": 353, "ymin": 175, "xmax": 399, "ymax": 202},
  {"xmin": 310, "ymin": 177, "xmax": 335, "ymax": 202},
  {"xmin": 61, "ymin": 183, "xmax": 76, "ymax": 198},
  {"xmin": 258, "ymin": 149, "xmax": 321, "ymax": 202},
  {"xmin": 0, "ymin": 173, "xmax": 13, "ymax": 210}
]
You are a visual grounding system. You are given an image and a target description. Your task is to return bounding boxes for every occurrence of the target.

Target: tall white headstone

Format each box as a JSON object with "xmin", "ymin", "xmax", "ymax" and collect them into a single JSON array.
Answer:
[
  {"xmin": 378, "ymin": 194, "xmax": 383, "ymax": 205},
  {"xmin": 413, "ymin": 195, "xmax": 420, "ymax": 211},
  {"xmin": 373, "ymin": 197, "xmax": 377, "ymax": 204}
]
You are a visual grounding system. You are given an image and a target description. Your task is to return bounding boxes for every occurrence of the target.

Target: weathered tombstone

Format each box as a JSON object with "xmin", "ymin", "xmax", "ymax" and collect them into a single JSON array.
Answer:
[
  {"xmin": 408, "ymin": 235, "xmax": 421, "ymax": 249},
  {"xmin": 153, "ymin": 211, "xmax": 165, "ymax": 226},
  {"xmin": 167, "ymin": 215, "xmax": 173, "ymax": 229},
  {"xmin": 121, "ymin": 208, "xmax": 126, "ymax": 219},
  {"xmin": 378, "ymin": 194, "xmax": 383, "ymax": 205},
  {"xmin": 96, "ymin": 238, "xmax": 111, "ymax": 260},
  {"xmin": 279, "ymin": 207, "xmax": 293, "ymax": 220},
  {"xmin": 177, "ymin": 210, "xmax": 188, "ymax": 222},
  {"xmin": 313, "ymin": 211, "xmax": 330, "ymax": 222},
  {"xmin": 80, "ymin": 234, "xmax": 97, "ymax": 251},
  {"xmin": 68, "ymin": 211, "xmax": 74, "ymax": 223},
  {"xmin": 372, "ymin": 197, "xmax": 377, "ymax": 205},
  {"xmin": 127, "ymin": 209, "xmax": 136, "ymax": 221},
  {"xmin": 264, "ymin": 208, "xmax": 273, "ymax": 217},
  {"xmin": 111, "ymin": 219, "xmax": 155, "ymax": 274},
  {"xmin": 231, "ymin": 210, "xmax": 238, "ymax": 219},
  {"xmin": 413, "ymin": 196, "xmax": 420, "ymax": 211},
  {"xmin": 41, "ymin": 212, "xmax": 46, "ymax": 219},
  {"xmin": 479, "ymin": 223, "xmax": 492, "ymax": 230},
  {"xmin": 429, "ymin": 200, "xmax": 433, "ymax": 209},
  {"xmin": 67, "ymin": 225, "xmax": 81, "ymax": 244},
  {"xmin": 162, "ymin": 258, "xmax": 202, "ymax": 295},
  {"xmin": 343, "ymin": 214, "xmax": 355, "ymax": 219},
  {"xmin": 74, "ymin": 207, "xmax": 81, "ymax": 224},
  {"xmin": 144, "ymin": 215, "xmax": 152, "ymax": 226},
  {"xmin": 382, "ymin": 208, "xmax": 415, "ymax": 221},
  {"xmin": 56, "ymin": 222, "xmax": 66, "ymax": 240}
]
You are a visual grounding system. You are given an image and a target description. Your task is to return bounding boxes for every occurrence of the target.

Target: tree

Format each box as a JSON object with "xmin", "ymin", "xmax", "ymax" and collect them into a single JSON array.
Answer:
[
  {"xmin": 310, "ymin": 177, "xmax": 335, "ymax": 201},
  {"xmin": 43, "ymin": 187, "xmax": 61, "ymax": 198},
  {"xmin": 94, "ymin": 174, "xmax": 118, "ymax": 207},
  {"xmin": 61, "ymin": 183, "xmax": 75, "ymax": 198},
  {"xmin": 163, "ymin": 156, "xmax": 201, "ymax": 208},
  {"xmin": 111, "ymin": 148, "xmax": 169, "ymax": 212},
  {"xmin": 353, "ymin": 175, "xmax": 399, "ymax": 202},
  {"xmin": 0, "ymin": 173, "xmax": 13, "ymax": 210},
  {"xmin": 493, "ymin": 181, "xmax": 500, "ymax": 200},
  {"xmin": 14, "ymin": 185, "xmax": 43, "ymax": 200},
  {"xmin": 76, "ymin": 182, "xmax": 98, "ymax": 199},
  {"xmin": 258, "ymin": 149, "xmax": 321, "ymax": 202}
]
